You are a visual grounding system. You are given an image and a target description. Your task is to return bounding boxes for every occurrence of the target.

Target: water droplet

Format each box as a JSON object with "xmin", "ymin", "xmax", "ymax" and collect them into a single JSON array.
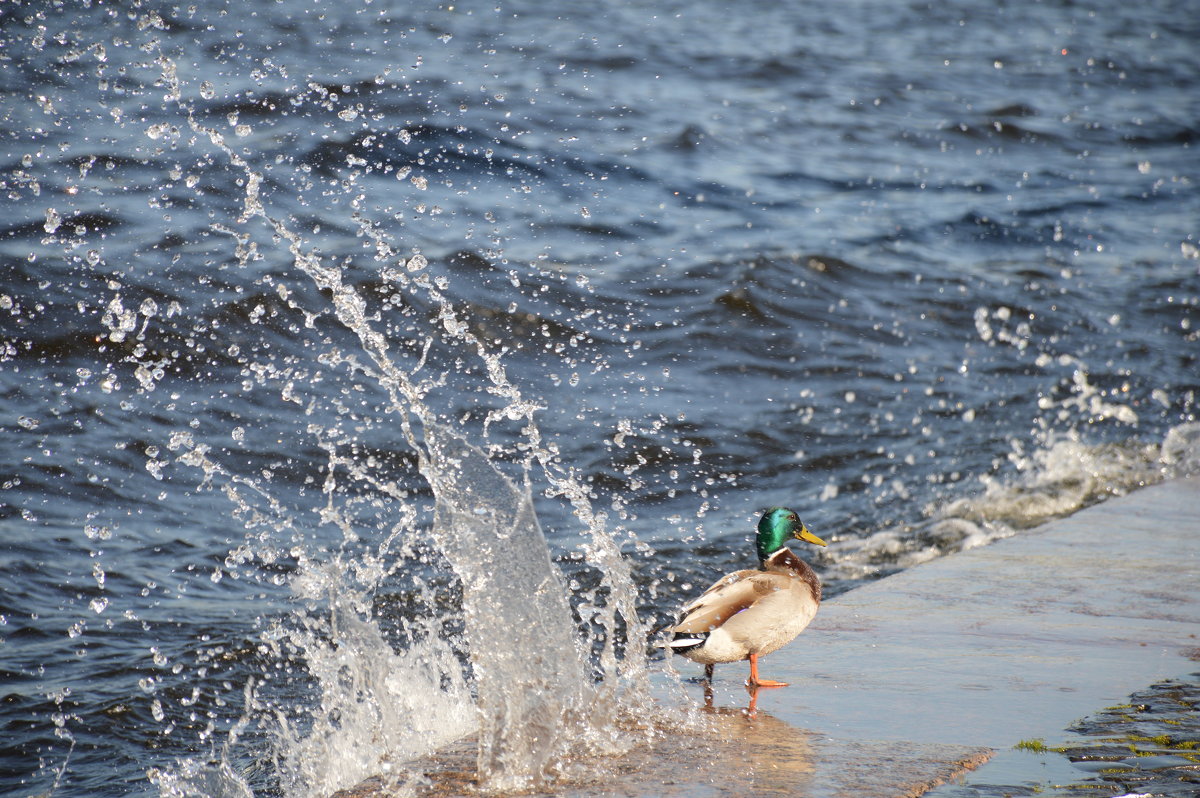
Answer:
[
  {"xmin": 199, "ymin": 80, "xmax": 215, "ymax": 99},
  {"xmin": 135, "ymin": 364, "xmax": 157, "ymax": 392},
  {"xmin": 44, "ymin": 207, "xmax": 61, "ymax": 234},
  {"xmin": 84, "ymin": 524, "xmax": 112, "ymax": 540}
]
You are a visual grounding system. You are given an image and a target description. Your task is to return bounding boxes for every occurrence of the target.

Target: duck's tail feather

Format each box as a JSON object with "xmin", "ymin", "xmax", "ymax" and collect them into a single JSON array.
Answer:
[
  {"xmin": 665, "ymin": 636, "xmax": 705, "ymax": 648},
  {"xmin": 663, "ymin": 632, "xmax": 708, "ymax": 655}
]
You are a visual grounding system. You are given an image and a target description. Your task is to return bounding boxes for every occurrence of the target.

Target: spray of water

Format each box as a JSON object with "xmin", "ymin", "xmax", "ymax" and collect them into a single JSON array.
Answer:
[{"xmin": 133, "ymin": 29, "xmax": 655, "ymax": 797}]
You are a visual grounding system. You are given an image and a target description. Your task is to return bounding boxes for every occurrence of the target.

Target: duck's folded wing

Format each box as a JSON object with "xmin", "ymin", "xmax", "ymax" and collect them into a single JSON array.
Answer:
[{"xmin": 671, "ymin": 571, "xmax": 786, "ymax": 634}]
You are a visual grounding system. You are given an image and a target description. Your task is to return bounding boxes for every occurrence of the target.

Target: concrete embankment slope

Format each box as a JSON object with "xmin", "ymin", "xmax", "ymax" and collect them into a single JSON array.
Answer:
[
  {"xmin": 338, "ymin": 476, "xmax": 1199, "ymax": 797},
  {"xmin": 667, "ymin": 474, "xmax": 1200, "ymax": 797}
]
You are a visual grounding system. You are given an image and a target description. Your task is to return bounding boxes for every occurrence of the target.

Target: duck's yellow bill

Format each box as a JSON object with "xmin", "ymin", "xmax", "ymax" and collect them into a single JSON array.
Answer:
[{"xmin": 795, "ymin": 527, "xmax": 827, "ymax": 547}]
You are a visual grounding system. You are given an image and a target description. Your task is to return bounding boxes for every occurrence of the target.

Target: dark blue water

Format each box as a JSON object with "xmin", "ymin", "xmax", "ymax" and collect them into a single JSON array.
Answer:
[{"xmin": 2, "ymin": 0, "xmax": 1198, "ymax": 794}]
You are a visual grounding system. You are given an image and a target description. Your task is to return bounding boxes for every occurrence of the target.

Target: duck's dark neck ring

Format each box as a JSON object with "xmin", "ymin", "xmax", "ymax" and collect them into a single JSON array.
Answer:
[
  {"xmin": 760, "ymin": 546, "xmax": 802, "ymax": 571},
  {"xmin": 761, "ymin": 547, "xmax": 822, "ymax": 602}
]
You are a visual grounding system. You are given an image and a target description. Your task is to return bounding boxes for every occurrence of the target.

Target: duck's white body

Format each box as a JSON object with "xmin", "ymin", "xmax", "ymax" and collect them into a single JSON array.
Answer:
[{"xmin": 667, "ymin": 546, "xmax": 821, "ymax": 665}]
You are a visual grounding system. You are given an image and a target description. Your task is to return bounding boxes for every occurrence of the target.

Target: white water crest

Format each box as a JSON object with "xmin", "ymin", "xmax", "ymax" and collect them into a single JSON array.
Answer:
[{"xmin": 825, "ymin": 420, "xmax": 1200, "ymax": 581}]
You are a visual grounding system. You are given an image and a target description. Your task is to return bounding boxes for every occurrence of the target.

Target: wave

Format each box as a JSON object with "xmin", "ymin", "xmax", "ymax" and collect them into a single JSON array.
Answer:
[{"xmin": 825, "ymin": 422, "xmax": 1200, "ymax": 581}]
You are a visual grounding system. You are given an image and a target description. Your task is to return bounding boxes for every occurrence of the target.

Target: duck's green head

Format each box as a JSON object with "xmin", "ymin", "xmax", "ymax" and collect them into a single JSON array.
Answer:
[{"xmin": 757, "ymin": 507, "xmax": 826, "ymax": 563}]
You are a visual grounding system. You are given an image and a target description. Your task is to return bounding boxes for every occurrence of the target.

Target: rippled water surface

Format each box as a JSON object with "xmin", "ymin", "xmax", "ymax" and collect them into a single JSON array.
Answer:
[{"xmin": 2, "ymin": 0, "xmax": 1198, "ymax": 794}]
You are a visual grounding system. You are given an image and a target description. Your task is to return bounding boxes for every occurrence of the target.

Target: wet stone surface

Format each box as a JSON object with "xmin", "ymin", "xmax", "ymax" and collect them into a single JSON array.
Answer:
[
  {"xmin": 330, "ymin": 707, "xmax": 993, "ymax": 798},
  {"xmin": 334, "ymin": 479, "xmax": 1200, "ymax": 797},
  {"xmin": 934, "ymin": 671, "xmax": 1200, "ymax": 798}
]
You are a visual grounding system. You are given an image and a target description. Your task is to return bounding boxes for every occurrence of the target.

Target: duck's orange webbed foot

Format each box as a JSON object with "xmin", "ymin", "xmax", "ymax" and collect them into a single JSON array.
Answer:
[{"xmin": 745, "ymin": 653, "xmax": 789, "ymax": 688}]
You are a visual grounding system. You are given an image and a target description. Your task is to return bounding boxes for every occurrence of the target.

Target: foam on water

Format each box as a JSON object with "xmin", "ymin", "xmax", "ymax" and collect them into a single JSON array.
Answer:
[{"xmin": 826, "ymin": 420, "xmax": 1200, "ymax": 582}]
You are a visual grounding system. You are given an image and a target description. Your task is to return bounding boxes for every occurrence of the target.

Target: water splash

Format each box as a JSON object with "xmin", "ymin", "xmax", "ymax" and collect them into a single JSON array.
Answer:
[
  {"xmin": 151, "ymin": 758, "xmax": 255, "ymax": 798},
  {"xmin": 272, "ymin": 601, "xmax": 474, "ymax": 797},
  {"xmin": 135, "ymin": 33, "xmax": 654, "ymax": 795},
  {"xmin": 425, "ymin": 424, "xmax": 591, "ymax": 790}
]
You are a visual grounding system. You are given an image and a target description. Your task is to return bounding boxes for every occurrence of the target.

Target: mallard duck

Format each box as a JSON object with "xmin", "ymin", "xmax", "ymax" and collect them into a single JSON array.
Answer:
[{"xmin": 666, "ymin": 507, "xmax": 826, "ymax": 688}]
